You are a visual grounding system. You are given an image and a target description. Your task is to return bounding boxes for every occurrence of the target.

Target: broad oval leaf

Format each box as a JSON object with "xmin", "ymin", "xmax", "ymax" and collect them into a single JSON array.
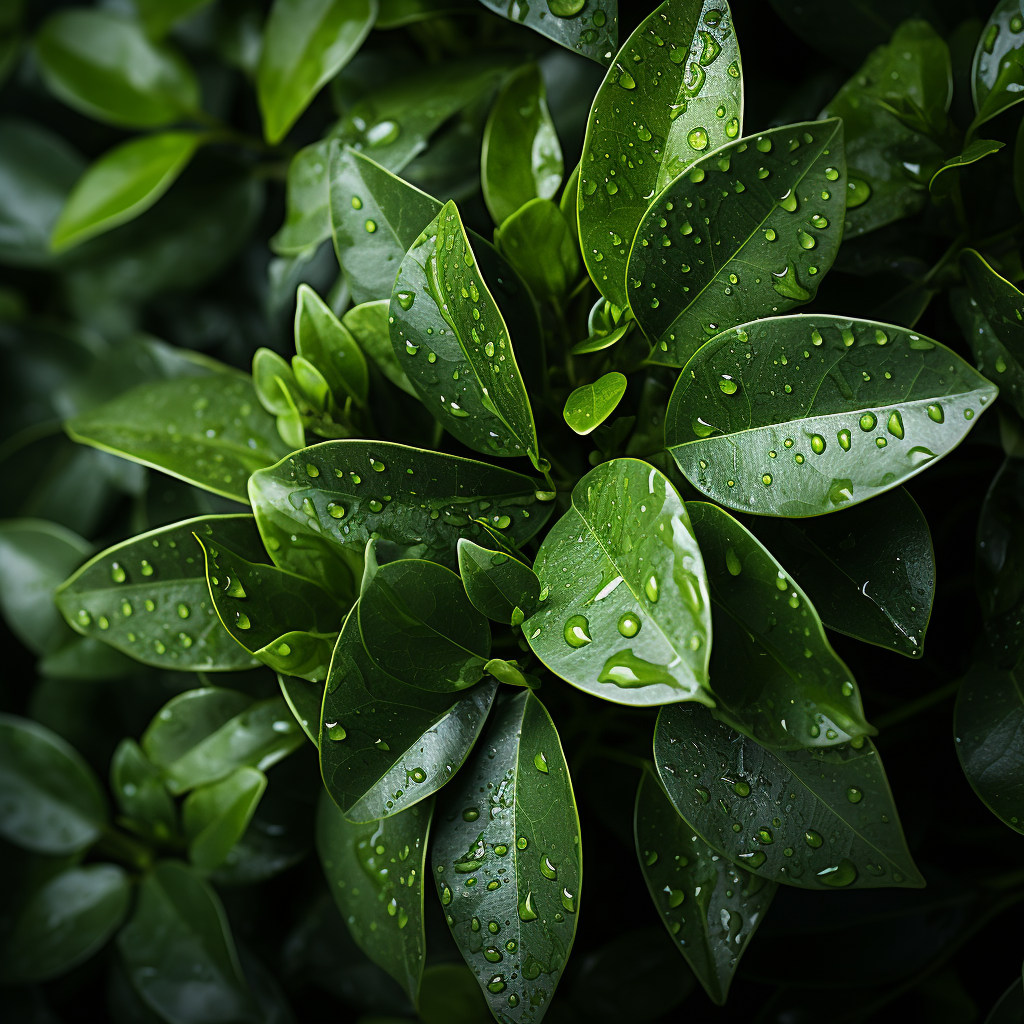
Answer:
[
  {"xmin": 477, "ymin": 0, "xmax": 617, "ymax": 65},
  {"xmin": 278, "ymin": 674, "xmax": 323, "ymax": 746},
  {"xmin": 689, "ymin": 502, "xmax": 872, "ymax": 749},
  {"xmin": 525, "ymin": 458, "xmax": 712, "ymax": 707},
  {"xmin": 0, "ymin": 714, "xmax": 107, "ymax": 854},
  {"xmin": 563, "ymin": 371, "xmax": 627, "ymax": 435},
  {"xmin": 390, "ymin": 201, "xmax": 540, "ymax": 465},
  {"xmin": 344, "ymin": 299, "xmax": 417, "ymax": 396},
  {"xmin": 578, "ymin": 0, "xmax": 742, "ymax": 306},
  {"xmin": 35, "ymin": 10, "xmax": 200, "ymax": 128},
  {"xmin": 184, "ymin": 766, "xmax": 268, "ymax": 871},
  {"xmin": 51, "ymin": 131, "xmax": 205, "ymax": 253},
  {"xmin": 628, "ymin": 118, "xmax": 845, "ymax": 367},
  {"xmin": 318, "ymin": 789, "xmax": 432, "ymax": 1005},
  {"xmin": 257, "ymin": 0, "xmax": 377, "ymax": 144},
  {"xmin": 971, "ymin": 0, "xmax": 1024, "ymax": 132},
  {"xmin": 634, "ymin": 770, "xmax": 775, "ymax": 1006},
  {"xmin": 111, "ymin": 739, "xmax": 179, "ymax": 845},
  {"xmin": 495, "ymin": 198, "xmax": 578, "ymax": 303},
  {"xmin": 655, "ymin": 703, "xmax": 924, "ymax": 890},
  {"xmin": 56, "ymin": 515, "xmax": 262, "ymax": 672},
  {"xmin": 295, "ymin": 283, "xmax": 368, "ymax": 408},
  {"xmin": 431, "ymin": 689, "xmax": 581, "ymax": 1023},
  {"xmin": 665, "ymin": 315, "xmax": 998, "ymax": 516},
  {"xmin": 457, "ymin": 538, "xmax": 540, "ymax": 624}
]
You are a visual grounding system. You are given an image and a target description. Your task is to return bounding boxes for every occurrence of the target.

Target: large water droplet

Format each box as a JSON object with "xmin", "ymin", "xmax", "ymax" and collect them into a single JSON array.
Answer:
[{"xmin": 564, "ymin": 615, "xmax": 592, "ymax": 647}]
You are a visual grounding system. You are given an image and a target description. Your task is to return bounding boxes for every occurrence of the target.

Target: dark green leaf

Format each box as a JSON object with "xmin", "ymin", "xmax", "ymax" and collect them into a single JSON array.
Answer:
[
  {"xmin": 418, "ymin": 962, "xmax": 490, "ymax": 1024},
  {"xmin": 634, "ymin": 770, "xmax": 775, "ymax": 1005},
  {"xmin": 986, "ymin": 976, "xmax": 1024, "ymax": 1024},
  {"xmin": 271, "ymin": 139, "xmax": 336, "ymax": 257},
  {"xmin": 343, "ymin": 299, "xmax": 417, "ymax": 396},
  {"xmin": 295, "ymin": 283, "xmax": 369, "ymax": 407},
  {"xmin": 430, "ymin": 689, "xmax": 581, "ymax": 1021},
  {"xmin": 0, "ymin": 713, "xmax": 107, "ymax": 854},
  {"xmin": 476, "ymin": 0, "xmax": 617, "ymax": 65},
  {"xmin": 563, "ymin": 371, "xmax": 627, "ymax": 435},
  {"xmin": 971, "ymin": 0, "xmax": 1024, "ymax": 133},
  {"xmin": 665, "ymin": 315, "xmax": 998, "ymax": 516},
  {"xmin": 35, "ymin": 10, "xmax": 201, "ymax": 128},
  {"xmin": 56, "ymin": 515, "xmax": 263, "ymax": 672},
  {"xmin": 0, "ymin": 864, "xmax": 130, "ymax": 984},
  {"xmin": 628, "ymin": 118, "xmax": 845, "ymax": 368},
  {"xmin": 457, "ymin": 538, "xmax": 539, "ymax": 624},
  {"xmin": 688, "ymin": 501, "xmax": 872, "ymax": 749},
  {"xmin": 278, "ymin": 674, "xmax": 323, "ymax": 745},
  {"xmin": 978, "ymin": 458, "xmax": 1024, "ymax": 667},
  {"xmin": 111, "ymin": 739, "xmax": 179, "ymax": 845},
  {"xmin": 495, "ymin": 198, "xmax": 578, "ymax": 303},
  {"xmin": 184, "ymin": 766, "xmax": 267, "ymax": 871},
  {"xmin": 655, "ymin": 702, "xmax": 924, "ymax": 889},
  {"xmin": 578, "ymin": 0, "xmax": 742, "ymax": 306},
  {"xmin": 135, "ymin": 0, "xmax": 216, "ymax": 39},
  {"xmin": 929, "ymin": 138, "xmax": 1004, "ymax": 196}
]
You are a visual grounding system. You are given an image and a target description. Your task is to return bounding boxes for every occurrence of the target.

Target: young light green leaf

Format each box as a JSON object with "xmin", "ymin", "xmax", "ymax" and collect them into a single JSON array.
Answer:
[
  {"xmin": 634, "ymin": 770, "xmax": 775, "ymax": 1006},
  {"xmin": 525, "ymin": 458, "xmax": 712, "ymax": 707},
  {"xmin": 457, "ymin": 538, "xmax": 540, "ymax": 624},
  {"xmin": 318, "ymin": 789, "xmax": 432, "ymax": 1005},
  {"xmin": 111, "ymin": 739, "xmax": 179, "ymax": 845},
  {"xmin": 628, "ymin": 118, "xmax": 845, "ymax": 368},
  {"xmin": 688, "ymin": 501, "xmax": 872, "ymax": 750},
  {"xmin": 929, "ymin": 139, "xmax": 1004, "ymax": 196},
  {"xmin": 0, "ymin": 714, "xmax": 107, "ymax": 854},
  {"xmin": 579, "ymin": 0, "xmax": 742, "ymax": 306},
  {"xmin": 482, "ymin": 63, "xmax": 562, "ymax": 227},
  {"xmin": 257, "ymin": 0, "xmax": 377, "ymax": 144},
  {"xmin": 66, "ymin": 372, "xmax": 292, "ymax": 503},
  {"xmin": 253, "ymin": 346, "xmax": 304, "ymax": 417},
  {"xmin": 56, "ymin": 515, "xmax": 263, "ymax": 672},
  {"xmin": 971, "ymin": 0, "xmax": 1024, "ymax": 133},
  {"xmin": 295, "ymin": 283, "xmax": 368, "ymax": 407},
  {"xmin": 184, "ymin": 766, "xmax": 267, "ymax": 872},
  {"xmin": 0, "ymin": 864, "xmax": 131, "ymax": 984},
  {"xmin": 51, "ymin": 131, "xmax": 206, "ymax": 253},
  {"xmin": 665, "ymin": 315, "xmax": 998, "ymax": 516},
  {"xmin": 343, "ymin": 299, "xmax": 417, "ymax": 396},
  {"xmin": 476, "ymin": 0, "xmax": 616, "ymax": 65},
  {"xmin": 495, "ymin": 198, "xmax": 578, "ymax": 303},
  {"xmin": 35, "ymin": 10, "xmax": 201, "ymax": 128},
  {"xmin": 430, "ymin": 689, "xmax": 581, "ymax": 1022},
  {"xmin": 563, "ymin": 371, "xmax": 627, "ymax": 435},
  {"xmin": 389, "ymin": 201, "xmax": 540, "ymax": 465},
  {"xmin": 655, "ymin": 702, "xmax": 924, "ymax": 889}
]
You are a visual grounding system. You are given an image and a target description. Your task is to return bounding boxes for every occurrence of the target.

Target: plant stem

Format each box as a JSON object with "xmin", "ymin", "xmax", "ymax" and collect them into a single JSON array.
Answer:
[{"xmin": 873, "ymin": 677, "xmax": 962, "ymax": 731}]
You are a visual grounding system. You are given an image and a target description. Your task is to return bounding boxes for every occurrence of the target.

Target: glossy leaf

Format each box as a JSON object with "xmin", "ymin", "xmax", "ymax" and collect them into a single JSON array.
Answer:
[
  {"xmin": 579, "ymin": 0, "xmax": 742, "ymax": 306},
  {"xmin": 665, "ymin": 315, "xmax": 998, "ymax": 516},
  {"xmin": 431, "ymin": 689, "xmax": 581, "ymax": 1022},
  {"xmin": 51, "ymin": 131, "xmax": 206, "ymax": 252},
  {"xmin": 35, "ymin": 10, "xmax": 201, "ymax": 128},
  {"xmin": 634, "ymin": 770, "xmax": 775, "ymax": 1005},
  {"xmin": 249, "ymin": 440, "xmax": 552, "ymax": 598},
  {"xmin": 628, "ymin": 119, "xmax": 845, "ymax": 368},
  {"xmin": 477, "ymin": 0, "xmax": 616, "ymax": 64},
  {"xmin": 270, "ymin": 139, "xmax": 337, "ymax": 257},
  {"xmin": 295, "ymin": 283, "xmax": 369, "ymax": 407},
  {"xmin": 457, "ymin": 538, "xmax": 540, "ymax": 624},
  {"xmin": 56, "ymin": 515, "xmax": 263, "ymax": 672},
  {"xmin": 343, "ymin": 299, "xmax": 417, "ymax": 396},
  {"xmin": 278, "ymin": 674, "xmax": 323, "ymax": 745},
  {"xmin": 118, "ymin": 860, "xmax": 256, "ymax": 1024},
  {"xmin": 257, "ymin": 0, "xmax": 377, "ymax": 144},
  {"xmin": 929, "ymin": 139, "xmax": 1004, "ymax": 196},
  {"xmin": 525, "ymin": 458, "xmax": 712, "ymax": 707},
  {"xmin": 495, "ymin": 198, "xmax": 578, "ymax": 303},
  {"xmin": 971, "ymin": 0, "xmax": 1024, "ymax": 133},
  {"xmin": 320, "ymin": 607, "xmax": 497, "ymax": 821},
  {"xmin": 0, "ymin": 714, "xmax": 107, "ymax": 854},
  {"xmin": 749, "ymin": 488, "xmax": 934, "ymax": 658},
  {"xmin": 111, "ymin": 739, "xmax": 179, "ymax": 845},
  {"xmin": 655, "ymin": 702, "xmax": 924, "ymax": 890},
  {"xmin": 688, "ymin": 501, "xmax": 872, "ymax": 750},
  {"xmin": 978, "ymin": 458, "xmax": 1024, "ymax": 667},
  {"xmin": 318, "ymin": 789, "xmax": 432, "ymax": 1004},
  {"xmin": 66, "ymin": 371, "xmax": 291, "ymax": 503},
  {"xmin": 482, "ymin": 63, "xmax": 562, "ymax": 227},
  {"xmin": 955, "ymin": 659, "xmax": 1024, "ymax": 835},
  {"xmin": 0, "ymin": 864, "xmax": 130, "ymax": 984},
  {"xmin": 184, "ymin": 766, "xmax": 268, "ymax": 871},
  {"xmin": 563, "ymin": 371, "xmax": 627, "ymax": 435}
]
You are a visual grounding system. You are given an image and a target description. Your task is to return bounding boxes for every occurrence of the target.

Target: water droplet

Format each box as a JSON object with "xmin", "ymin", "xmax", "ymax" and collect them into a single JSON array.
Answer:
[
  {"xmin": 564, "ymin": 615, "xmax": 591, "ymax": 647},
  {"xmin": 687, "ymin": 126, "xmax": 709, "ymax": 151},
  {"xmin": 235, "ymin": 612, "xmax": 251, "ymax": 630},
  {"xmin": 666, "ymin": 888, "xmax": 685, "ymax": 908},
  {"xmin": 617, "ymin": 613, "xmax": 640, "ymax": 638},
  {"xmin": 779, "ymin": 189, "xmax": 798, "ymax": 212},
  {"xmin": 859, "ymin": 412, "xmax": 876, "ymax": 431},
  {"xmin": 846, "ymin": 178, "xmax": 871, "ymax": 207},
  {"xmin": 762, "ymin": 473, "xmax": 773, "ymax": 486},
  {"xmin": 644, "ymin": 574, "xmax": 660, "ymax": 602},
  {"xmin": 887, "ymin": 411, "xmax": 905, "ymax": 439},
  {"xmin": 518, "ymin": 892, "xmax": 538, "ymax": 921},
  {"xmin": 111, "ymin": 562, "xmax": 126, "ymax": 583},
  {"xmin": 718, "ymin": 375, "xmax": 738, "ymax": 395},
  {"xmin": 618, "ymin": 70, "xmax": 636, "ymax": 90},
  {"xmin": 810, "ymin": 434, "xmax": 826, "ymax": 454},
  {"xmin": 756, "ymin": 137, "xmax": 772, "ymax": 153},
  {"xmin": 140, "ymin": 560, "xmax": 154, "ymax": 577},
  {"xmin": 517, "ymin": 837, "xmax": 528, "ymax": 850},
  {"xmin": 847, "ymin": 787, "xmax": 863, "ymax": 803},
  {"xmin": 176, "ymin": 603, "xmax": 190, "ymax": 619},
  {"xmin": 824, "ymin": 167, "xmax": 839, "ymax": 181},
  {"xmin": 818, "ymin": 858, "xmax": 858, "ymax": 887},
  {"xmin": 462, "ymin": 807, "xmax": 479, "ymax": 821},
  {"xmin": 927, "ymin": 403, "xmax": 944, "ymax": 423},
  {"xmin": 540, "ymin": 856, "xmax": 557, "ymax": 880},
  {"xmin": 327, "ymin": 722, "xmax": 347, "ymax": 741},
  {"xmin": 837, "ymin": 429, "xmax": 851, "ymax": 451},
  {"xmin": 534, "ymin": 752, "xmax": 549, "ymax": 773},
  {"xmin": 725, "ymin": 547, "xmax": 742, "ymax": 575},
  {"xmin": 804, "ymin": 830, "xmax": 823, "ymax": 848},
  {"xmin": 733, "ymin": 781, "xmax": 751, "ymax": 797},
  {"xmin": 396, "ymin": 291, "xmax": 414, "ymax": 311},
  {"xmin": 740, "ymin": 850, "xmax": 767, "ymax": 868},
  {"xmin": 365, "ymin": 219, "xmax": 377, "ymax": 233}
]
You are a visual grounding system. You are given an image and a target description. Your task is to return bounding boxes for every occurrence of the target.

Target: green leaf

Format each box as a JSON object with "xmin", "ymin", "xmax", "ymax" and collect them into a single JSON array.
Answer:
[
  {"xmin": 142, "ymin": 688, "xmax": 304, "ymax": 795},
  {"xmin": 343, "ymin": 299, "xmax": 417, "ymax": 396},
  {"xmin": 748, "ymin": 488, "xmax": 934, "ymax": 658},
  {"xmin": 457, "ymin": 538, "xmax": 540, "ymax": 624},
  {"xmin": 482, "ymin": 63, "xmax": 562, "ymax": 227},
  {"xmin": 118, "ymin": 860, "xmax": 256, "ymax": 1024},
  {"xmin": 278, "ymin": 674, "xmax": 323, "ymax": 746},
  {"xmin": 257, "ymin": 0, "xmax": 377, "ymax": 145},
  {"xmin": 578, "ymin": 0, "xmax": 742, "ymax": 306},
  {"xmin": 135, "ymin": 0, "xmax": 216, "ymax": 39},
  {"xmin": 197, "ymin": 530, "xmax": 345, "ymax": 682},
  {"xmin": 66, "ymin": 371, "xmax": 292, "ymax": 503},
  {"xmin": 928, "ymin": 138, "xmax": 1004, "ymax": 196},
  {"xmin": 430, "ymin": 689, "xmax": 581, "ymax": 1021},
  {"xmin": 271, "ymin": 139, "xmax": 336, "ymax": 257},
  {"xmin": 0, "ymin": 864, "xmax": 131, "ymax": 984},
  {"xmin": 0, "ymin": 714, "xmax": 107, "ymax": 854},
  {"xmin": 0, "ymin": 518, "xmax": 88, "ymax": 654},
  {"xmin": 634, "ymin": 770, "xmax": 775, "ymax": 1005},
  {"xmin": 477, "ymin": 0, "xmax": 616, "ymax": 64},
  {"xmin": 389, "ymin": 201, "xmax": 540, "ymax": 465},
  {"xmin": 56, "ymin": 515, "xmax": 263, "ymax": 672},
  {"xmin": 495, "ymin": 198, "xmax": 578, "ymax": 303},
  {"xmin": 688, "ymin": 501, "xmax": 872, "ymax": 749},
  {"xmin": 978, "ymin": 458, "xmax": 1024, "ymax": 667},
  {"xmin": 525, "ymin": 458, "xmax": 712, "ymax": 707},
  {"xmin": 655, "ymin": 702, "xmax": 924, "ymax": 889},
  {"xmin": 184, "ymin": 766, "xmax": 268, "ymax": 871},
  {"xmin": 665, "ymin": 315, "xmax": 998, "ymax": 516},
  {"xmin": 317, "ymin": 789, "xmax": 432, "ymax": 1004},
  {"xmin": 377, "ymin": 0, "xmax": 476, "ymax": 27},
  {"xmin": 249, "ymin": 440, "xmax": 552, "ymax": 598},
  {"xmin": 971, "ymin": 0, "xmax": 1024, "ymax": 133},
  {"xmin": 563, "ymin": 371, "xmax": 627, "ymax": 435},
  {"xmin": 51, "ymin": 131, "xmax": 206, "ymax": 253},
  {"xmin": 321, "ymin": 606, "xmax": 497, "ymax": 820},
  {"xmin": 111, "ymin": 739, "xmax": 179, "ymax": 845},
  {"xmin": 295, "ymin": 283, "xmax": 369, "ymax": 407},
  {"xmin": 628, "ymin": 118, "xmax": 845, "ymax": 368},
  {"xmin": 35, "ymin": 10, "xmax": 201, "ymax": 128}
]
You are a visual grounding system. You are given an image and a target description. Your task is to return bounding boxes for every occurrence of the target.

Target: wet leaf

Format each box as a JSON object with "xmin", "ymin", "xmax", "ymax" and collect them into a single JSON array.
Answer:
[
  {"xmin": 525, "ymin": 458, "xmax": 712, "ymax": 707},
  {"xmin": 111, "ymin": 739, "xmax": 179, "ymax": 845},
  {"xmin": 495, "ymin": 198, "xmax": 578, "ymax": 303},
  {"xmin": 344, "ymin": 299, "xmax": 417, "ymax": 396},
  {"xmin": 476, "ymin": 0, "xmax": 617, "ymax": 65},
  {"xmin": 430, "ymin": 689, "xmax": 581, "ymax": 1023},
  {"xmin": 278, "ymin": 674, "xmax": 323, "ymax": 746},
  {"xmin": 184, "ymin": 766, "xmax": 268, "ymax": 872},
  {"xmin": 971, "ymin": 0, "xmax": 1024, "ymax": 133},
  {"xmin": 628, "ymin": 118, "xmax": 845, "ymax": 368},
  {"xmin": 295, "ymin": 283, "xmax": 369, "ymax": 408},
  {"xmin": 563, "ymin": 371, "xmax": 627, "ymax": 435},
  {"xmin": 457, "ymin": 538, "xmax": 540, "ymax": 624},
  {"xmin": 978, "ymin": 458, "xmax": 1024, "ymax": 668},
  {"xmin": 665, "ymin": 314, "xmax": 998, "ymax": 516}
]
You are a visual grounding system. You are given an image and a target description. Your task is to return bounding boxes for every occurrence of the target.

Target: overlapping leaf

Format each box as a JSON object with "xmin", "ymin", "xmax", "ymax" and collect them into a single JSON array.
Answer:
[
  {"xmin": 477, "ymin": 0, "xmax": 617, "ymax": 65},
  {"xmin": 457, "ymin": 538, "xmax": 540, "ymax": 624}
]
